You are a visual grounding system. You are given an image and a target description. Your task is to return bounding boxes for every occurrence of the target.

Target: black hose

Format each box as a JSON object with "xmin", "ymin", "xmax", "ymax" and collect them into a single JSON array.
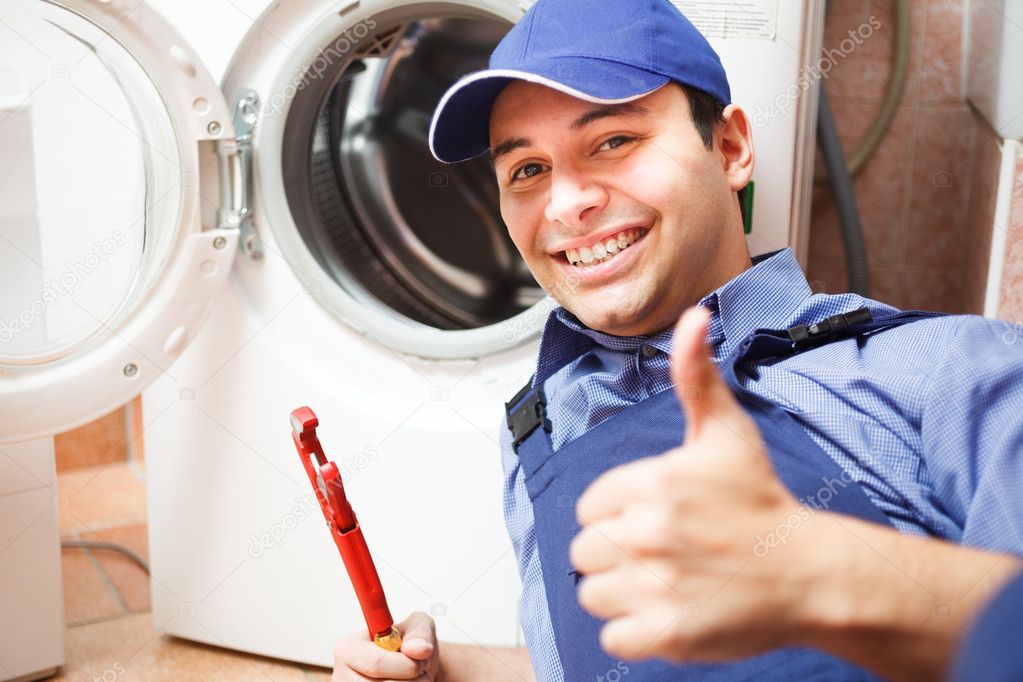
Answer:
[{"xmin": 816, "ymin": 89, "xmax": 870, "ymax": 296}]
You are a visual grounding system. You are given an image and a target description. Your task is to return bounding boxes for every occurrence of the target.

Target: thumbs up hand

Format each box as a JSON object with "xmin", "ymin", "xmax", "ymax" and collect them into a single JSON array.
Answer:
[{"xmin": 569, "ymin": 306, "xmax": 816, "ymax": 663}]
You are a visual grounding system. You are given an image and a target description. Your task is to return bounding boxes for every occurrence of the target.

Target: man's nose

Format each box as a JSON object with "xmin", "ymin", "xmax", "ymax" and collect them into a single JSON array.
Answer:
[{"xmin": 544, "ymin": 166, "xmax": 609, "ymax": 229}]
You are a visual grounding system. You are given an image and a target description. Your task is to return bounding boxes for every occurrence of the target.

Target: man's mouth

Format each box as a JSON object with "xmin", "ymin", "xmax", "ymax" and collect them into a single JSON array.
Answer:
[{"xmin": 563, "ymin": 228, "xmax": 649, "ymax": 267}]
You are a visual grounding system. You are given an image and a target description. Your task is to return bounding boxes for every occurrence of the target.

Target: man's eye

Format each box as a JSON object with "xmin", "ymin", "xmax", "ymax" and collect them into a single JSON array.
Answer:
[
  {"xmin": 598, "ymin": 135, "xmax": 635, "ymax": 151},
  {"xmin": 511, "ymin": 162, "xmax": 546, "ymax": 183}
]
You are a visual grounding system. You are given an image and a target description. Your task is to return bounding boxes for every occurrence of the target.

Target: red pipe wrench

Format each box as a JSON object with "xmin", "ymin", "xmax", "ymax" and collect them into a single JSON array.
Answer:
[{"xmin": 290, "ymin": 406, "xmax": 402, "ymax": 651}]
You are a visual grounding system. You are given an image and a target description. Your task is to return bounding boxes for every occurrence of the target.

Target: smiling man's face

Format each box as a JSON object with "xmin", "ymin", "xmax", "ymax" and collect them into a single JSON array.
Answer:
[{"xmin": 490, "ymin": 80, "xmax": 754, "ymax": 336}]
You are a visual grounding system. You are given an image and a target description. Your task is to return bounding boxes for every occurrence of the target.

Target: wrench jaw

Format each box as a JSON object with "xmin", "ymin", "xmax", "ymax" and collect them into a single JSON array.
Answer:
[
  {"xmin": 290, "ymin": 406, "xmax": 319, "ymax": 438},
  {"xmin": 291, "ymin": 406, "xmax": 330, "ymax": 508}
]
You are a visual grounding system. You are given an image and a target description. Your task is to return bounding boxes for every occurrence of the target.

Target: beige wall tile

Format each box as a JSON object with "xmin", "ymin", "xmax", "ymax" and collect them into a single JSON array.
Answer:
[
  {"xmin": 129, "ymin": 396, "xmax": 145, "ymax": 466},
  {"xmin": 81, "ymin": 523, "xmax": 150, "ymax": 614},
  {"xmin": 821, "ymin": 0, "xmax": 926, "ymax": 105},
  {"xmin": 57, "ymin": 464, "xmax": 146, "ymax": 535},
  {"xmin": 61, "ymin": 542, "xmax": 123, "ymax": 626},
  {"xmin": 899, "ymin": 268, "xmax": 964, "ymax": 313},
  {"xmin": 918, "ymin": 0, "xmax": 966, "ymax": 104},
  {"xmin": 55, "ymin": 406, "xmax": 129, "ymax": 472},
  {"xmin": 906, "ymin": 105, "xmax": 975, "ymax": 271}
]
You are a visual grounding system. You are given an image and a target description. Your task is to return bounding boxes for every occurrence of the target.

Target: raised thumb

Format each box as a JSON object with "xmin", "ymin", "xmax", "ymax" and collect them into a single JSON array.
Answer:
[{"xmin": 670, "ymin": 306, "xmax": 746, "ymax": 445}]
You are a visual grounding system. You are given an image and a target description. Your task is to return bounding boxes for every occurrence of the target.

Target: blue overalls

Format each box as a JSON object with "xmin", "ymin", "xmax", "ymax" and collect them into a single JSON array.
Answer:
[{"xmin": 505, "ymin": 306, "xmax": 946, "ymax": 681}]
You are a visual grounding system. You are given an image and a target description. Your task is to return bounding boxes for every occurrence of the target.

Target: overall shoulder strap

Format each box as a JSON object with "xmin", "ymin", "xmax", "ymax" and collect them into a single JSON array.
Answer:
[
  {"xmin": 740, "ymin": 307, "xmax": 950, "ymax": 364},
  {"xmin": 504, "ymin": 377, "xmax": 551, "ymax": 454}
]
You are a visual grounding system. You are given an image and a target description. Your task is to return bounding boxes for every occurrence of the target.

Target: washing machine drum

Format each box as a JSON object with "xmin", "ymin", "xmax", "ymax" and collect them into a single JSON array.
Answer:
[{"xmin": 282, "ymin": 17, "xmax": 542, "ymax": 331}]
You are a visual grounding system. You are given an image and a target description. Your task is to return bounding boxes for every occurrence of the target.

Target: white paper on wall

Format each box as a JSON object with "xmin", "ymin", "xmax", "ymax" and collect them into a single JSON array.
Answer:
[{"xmin": 672, "ymin": 0, "xmax": 778, "ymax": 40}]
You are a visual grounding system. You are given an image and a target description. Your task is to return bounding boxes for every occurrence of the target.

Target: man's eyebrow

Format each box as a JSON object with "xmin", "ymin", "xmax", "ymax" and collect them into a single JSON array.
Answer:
[
  {"xmin": 491, "ymin": 137, "xmax": 532, "ymax": 166},
  {"xmin": 569, "ymin": 101, "xmax": 649, "ymax": 130},
  {"xmin": 489, "ymin": 102, "xmax": 650, "ymax": 168}
]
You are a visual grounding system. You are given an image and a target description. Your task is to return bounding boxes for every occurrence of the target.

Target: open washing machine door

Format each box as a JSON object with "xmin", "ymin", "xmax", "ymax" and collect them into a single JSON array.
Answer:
[{"xmin": 0, "ymin": 0, "xmax": 246, "ymax": 443}]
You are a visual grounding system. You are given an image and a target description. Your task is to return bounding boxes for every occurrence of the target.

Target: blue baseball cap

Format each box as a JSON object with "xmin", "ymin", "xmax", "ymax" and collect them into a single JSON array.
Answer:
[{"xmin": 428, "ymin": 0, "xmax": 731, "ymax": 164}]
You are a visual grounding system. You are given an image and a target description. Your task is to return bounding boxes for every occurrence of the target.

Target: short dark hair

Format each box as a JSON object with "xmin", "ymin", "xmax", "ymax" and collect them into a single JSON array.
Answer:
[{"xmin": 678, "ymin": 82, "xmax": 726, "ymax": 150}]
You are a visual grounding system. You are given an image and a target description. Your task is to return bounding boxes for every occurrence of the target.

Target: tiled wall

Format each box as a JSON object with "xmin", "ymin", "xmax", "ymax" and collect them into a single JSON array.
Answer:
[
  {"xmin": 807, "ymin": 0, "xmax": 993, "ymax": 314},
  {"xmin": 52, "ymin": 396, "xmax": 150, "ymax": 636},
  {"xmin": 55, "ymin": 397, "xmax": 143, "ymax": 474}
]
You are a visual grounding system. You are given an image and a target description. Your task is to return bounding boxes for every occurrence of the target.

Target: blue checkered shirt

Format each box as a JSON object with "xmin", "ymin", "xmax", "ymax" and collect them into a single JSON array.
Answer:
[{"xmin": 499, "ymin": 248, "xmax": 1023, "ymax": 681}]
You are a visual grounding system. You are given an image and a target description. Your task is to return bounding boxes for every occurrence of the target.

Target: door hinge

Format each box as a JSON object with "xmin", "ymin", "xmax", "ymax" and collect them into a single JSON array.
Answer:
[{"xmin": 216, "ymin": 89, "xmax": 263, "ymax": 262}]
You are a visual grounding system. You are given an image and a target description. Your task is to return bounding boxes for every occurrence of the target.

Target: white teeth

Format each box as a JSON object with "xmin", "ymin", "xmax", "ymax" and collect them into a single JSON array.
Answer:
[{"xmin": 566, "ymin": 228, "xmax": 647, "ymax": 266}]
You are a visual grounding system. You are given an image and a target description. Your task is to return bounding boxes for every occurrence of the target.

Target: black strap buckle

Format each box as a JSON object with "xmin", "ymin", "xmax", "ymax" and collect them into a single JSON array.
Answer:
[
  {"xmin": 787, "ymin": 307, "xmax": 873, "ymax": 347},
  {"xmin": 505, "ymin": 378, "xmax": 549, "ymax": 452}
]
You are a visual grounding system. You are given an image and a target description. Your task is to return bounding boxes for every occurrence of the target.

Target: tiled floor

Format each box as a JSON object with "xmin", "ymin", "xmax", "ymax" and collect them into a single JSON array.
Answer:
[{"xmin": 52, "ymin": 460, "xmax": 331, "ymax": 681}]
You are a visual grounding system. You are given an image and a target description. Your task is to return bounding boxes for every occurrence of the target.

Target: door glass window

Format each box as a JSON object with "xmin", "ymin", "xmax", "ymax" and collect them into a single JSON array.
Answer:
[{"xmin": 0, "ymin": 1, "xmax": 180, "ymax": 365}]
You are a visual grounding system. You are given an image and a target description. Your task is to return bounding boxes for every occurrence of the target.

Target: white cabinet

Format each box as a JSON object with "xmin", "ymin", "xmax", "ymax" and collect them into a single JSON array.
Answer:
[{"xmin": 0, "ymin": 439, "xmax": 63, "ymax": 682}]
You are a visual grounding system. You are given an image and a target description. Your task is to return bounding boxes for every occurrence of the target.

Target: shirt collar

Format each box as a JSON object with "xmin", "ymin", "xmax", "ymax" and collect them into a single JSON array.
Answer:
[
  {"xmin": 532, "ymin": 248, "xmax": 813, "ymax": 386},
  {"xmin": 713, "ymin": 247, "xmax": 814, "ymax": 350}
]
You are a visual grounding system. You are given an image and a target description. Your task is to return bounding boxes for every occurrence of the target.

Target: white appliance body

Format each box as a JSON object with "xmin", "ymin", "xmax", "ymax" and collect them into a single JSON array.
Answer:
[
  {"xmin": 0, "ymin": 0, "xmax": 824, "ymax": 674},
  {"xmin": 144, "ymin": 0, "xmax": 825, "ymax": 666},
  {"xmin": 966, "ymin": 0, "xmax": 1023, "ymax": 140},
  {"xmin": 965, "ymin": 0, "xmax": 1023, "ymax": 317}
]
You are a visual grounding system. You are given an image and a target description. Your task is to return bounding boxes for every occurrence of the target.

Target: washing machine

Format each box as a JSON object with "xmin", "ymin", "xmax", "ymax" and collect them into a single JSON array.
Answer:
[{"xmin": 0, "ymin": 0, "xmax": 824, "ymax": 675}]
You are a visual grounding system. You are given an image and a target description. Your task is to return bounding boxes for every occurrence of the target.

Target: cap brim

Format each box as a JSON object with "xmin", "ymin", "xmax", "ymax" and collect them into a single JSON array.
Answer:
[{"xmin": 429, "ymin": 61, "xmax": 670, "ymax": 164}]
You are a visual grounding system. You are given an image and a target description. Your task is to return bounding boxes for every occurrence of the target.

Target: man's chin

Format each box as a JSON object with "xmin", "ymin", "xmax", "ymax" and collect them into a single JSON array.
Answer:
[{"xmin": 564, "ymin": 296, "xmax": 654, "ymax": 337}]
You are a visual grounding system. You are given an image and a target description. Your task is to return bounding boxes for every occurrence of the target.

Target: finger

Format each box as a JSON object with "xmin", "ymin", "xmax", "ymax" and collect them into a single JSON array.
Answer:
[
  {"xmin": 332, "ymin": 668, "xmax": 420, "ymax": 682},
  {"xmin": 341, "ymin": 639, "xmax": 425, "ymax": 679},
  {"xmin": 570, "ymin": 517, "xmax": 633, "ymax": 575},
  {"xmin": 670, "ymin": 306, "xmax": 755, "ymax": 447},
  {"xmin": 578, "ymin": 571, "xmax": 631, "ymax": 620},
  {"xmin": 599, "ymin": 613, "xmax": 659, "ymax": 661},
  {"xmin": 578, "ymin": 562, "xmax": 673, "ymax": 620},
  {"xmin": 396, "ymin": 612, "xmax": 436, "ymax": 661},
  {"xmin": 571, "ymin": 503, "xmax": 683, "ymax": 574},
  {"xmin": 599, "ymin": 608, "xmax": 683, "ymax": 662},
  {"xmin": 576, "ymin": 456, "xmax": 670, "ymax": 525}
]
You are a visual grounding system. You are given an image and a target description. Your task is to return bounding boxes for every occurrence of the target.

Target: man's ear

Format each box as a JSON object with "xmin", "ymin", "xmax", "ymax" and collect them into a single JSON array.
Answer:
[{"xmin": 717, "ymin": 104, "xmax": 755, "ymax": 193}]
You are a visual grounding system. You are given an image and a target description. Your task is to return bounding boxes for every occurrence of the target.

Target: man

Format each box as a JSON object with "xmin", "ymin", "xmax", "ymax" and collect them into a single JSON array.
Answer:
[{"xmin": 332, "ymin": 1, "xmax": 1023, "ymax": 680}]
